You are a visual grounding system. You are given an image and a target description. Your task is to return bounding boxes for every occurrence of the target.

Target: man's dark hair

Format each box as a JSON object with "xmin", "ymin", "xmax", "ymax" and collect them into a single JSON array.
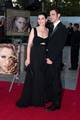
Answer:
[
  {"xmin": 50, "ymin": 7, "xmax": 61, "ymax": 14},
  {"xmin": 69, "ymin": 23, "xmax": 72, "ymax": 26},
  {"xmin": 74, "ymin": 23, "xmax": 79, "ymax": 29}
]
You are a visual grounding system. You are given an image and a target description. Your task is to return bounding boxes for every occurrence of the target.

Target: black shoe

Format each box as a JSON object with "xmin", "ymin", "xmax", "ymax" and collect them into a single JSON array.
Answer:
[
  {"xmin": 16, "ymin": 101, "xmax": 29, "ymax": 108},
  {"xmin": 46, "ymin": 104, "xmax": 61, "ymax": 111}
]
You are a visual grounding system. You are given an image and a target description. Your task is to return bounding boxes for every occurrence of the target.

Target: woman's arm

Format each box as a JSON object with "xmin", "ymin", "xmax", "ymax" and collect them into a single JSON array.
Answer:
[{"xmin": 25, "ymin": 28, "xmax": 34, "ymax": 66}]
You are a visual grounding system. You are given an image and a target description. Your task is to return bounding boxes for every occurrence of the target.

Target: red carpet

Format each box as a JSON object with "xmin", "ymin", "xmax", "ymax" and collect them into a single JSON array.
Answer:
[{"xmin": 0, "ymin": 75, "xmax": 80, "ymax": 120}]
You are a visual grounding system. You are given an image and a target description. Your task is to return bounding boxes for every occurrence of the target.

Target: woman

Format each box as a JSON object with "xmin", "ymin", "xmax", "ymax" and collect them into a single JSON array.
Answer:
[
  {"xmin": 16, "ymin": 12, "xmax": 49, "ymax": 107},
  {"xmin": 0, "ymin": 44, "xmax": 17, "ymax": 74},
  {"xmin": 12, "ymin": 16, "xmax": 30, "ymax": 33}
]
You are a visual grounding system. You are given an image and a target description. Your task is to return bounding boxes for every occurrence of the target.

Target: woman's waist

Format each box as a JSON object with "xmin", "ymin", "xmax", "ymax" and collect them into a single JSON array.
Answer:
[{"xmin": 33, "ymin": 41, "xmax": 46, "ymax": 45}]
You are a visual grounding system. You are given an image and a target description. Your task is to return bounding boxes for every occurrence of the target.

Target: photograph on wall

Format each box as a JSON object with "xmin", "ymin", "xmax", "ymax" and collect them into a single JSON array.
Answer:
[
  {"xmin": 0, "ymin": 44, "xmax": 18, "ymax": 75},
  {"xmin": 6, "ymin": 9, "xmax": 30, "ymax": 36}
]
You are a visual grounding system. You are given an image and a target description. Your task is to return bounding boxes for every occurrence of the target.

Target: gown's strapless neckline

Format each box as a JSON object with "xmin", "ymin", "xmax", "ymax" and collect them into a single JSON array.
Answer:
[{"xmin": 37, "ymin": 36, "xmax": 48, "ymax": 40}]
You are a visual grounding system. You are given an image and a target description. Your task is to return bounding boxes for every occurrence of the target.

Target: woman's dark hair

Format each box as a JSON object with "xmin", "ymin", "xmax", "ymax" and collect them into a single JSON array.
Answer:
[{"xmin": 37, "ymin": 12, "xmax": 47, "ymax": 19}]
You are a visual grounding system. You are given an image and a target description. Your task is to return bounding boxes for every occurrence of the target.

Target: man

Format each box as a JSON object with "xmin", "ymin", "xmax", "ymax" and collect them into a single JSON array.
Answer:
[
  {"xmin": 66, "ymin": 23, "xmax": 73, "ymax": 46},
  {"xmin": 69, "ymin": 23, "xmax": 80, "ymax": 70},
  {"xmin": 45, "ymin": 7, "xmax": 67, "ymax": 111}
]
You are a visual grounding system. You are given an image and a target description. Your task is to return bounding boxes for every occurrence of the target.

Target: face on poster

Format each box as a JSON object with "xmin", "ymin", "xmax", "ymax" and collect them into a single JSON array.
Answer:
[
  {"xmin": 0, "ymin": 44, "xmax": 18, "ymax": 74},
  {"xmin": 6, "ymin": 9, "xmax": 30, "ymax": 36}
]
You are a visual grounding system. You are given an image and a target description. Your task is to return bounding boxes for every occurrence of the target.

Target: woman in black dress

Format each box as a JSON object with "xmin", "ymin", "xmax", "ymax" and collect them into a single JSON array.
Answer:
[{"xmin": 16, "ymin": 13, "xmax": 49, "ymax": 107}]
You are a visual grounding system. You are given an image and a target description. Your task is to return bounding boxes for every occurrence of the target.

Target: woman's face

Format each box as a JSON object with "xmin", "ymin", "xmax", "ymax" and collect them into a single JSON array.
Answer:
[
  {"xmin": 15, "ymin": 17, "xmax": 26, "ymax": 32},
  {"xmin": 37, "ymin": 15, "xmax": 47, "ymax": 26},
  {"xmin": 0, "ymin": 47, "xmax": 14, "ymax": 73}
]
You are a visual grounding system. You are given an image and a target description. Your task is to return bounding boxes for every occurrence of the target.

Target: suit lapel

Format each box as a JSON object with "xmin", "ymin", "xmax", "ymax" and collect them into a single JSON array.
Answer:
[
  {"xmin": 51, "ymin": 25, "xmax": 58, "ymax": 35},
  {"xmin": 49, "ymin": 22, "xmax": 62, "ymax": 40},
  {"xmin": 52, "ymin": 22, "xmax": 62, "ymax": 36}
]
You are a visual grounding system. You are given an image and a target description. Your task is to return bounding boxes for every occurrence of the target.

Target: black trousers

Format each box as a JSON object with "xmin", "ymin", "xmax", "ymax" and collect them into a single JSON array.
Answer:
[
  {"xmin": 71, "ymin": 46, "xmax": 79, "ymax": 69},
  {"xmin": 45, "ymin": 63, "xmax": 63, "ymax": 105}
]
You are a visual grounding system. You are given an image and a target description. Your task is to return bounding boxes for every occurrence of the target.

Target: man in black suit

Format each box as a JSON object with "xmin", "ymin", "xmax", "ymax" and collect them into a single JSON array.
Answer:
[
  {"xmin": 66, "ymin": 23, "xmax": 73, "ymax": 46},
  {"xmin": 69, "ymin": 23, "xmax": 80, "ymax": 70},
  {"xmin": 45, "ymin": 7, "xmax": 67, "ymax": 111}
]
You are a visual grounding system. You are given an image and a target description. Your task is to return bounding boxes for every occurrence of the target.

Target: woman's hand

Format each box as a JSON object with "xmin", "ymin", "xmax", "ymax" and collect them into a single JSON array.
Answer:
[
  {"xmin": 46, "ymin": 58, "xmax": 53, "ymax": 64},
  {"xmin": 25, "ymin": 59, "xmax": 30, "ymax": 67}
]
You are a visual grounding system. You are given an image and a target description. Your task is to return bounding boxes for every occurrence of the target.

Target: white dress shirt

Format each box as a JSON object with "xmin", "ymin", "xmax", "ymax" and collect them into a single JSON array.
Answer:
[{"xmin": 53, "ymin": 20, "xmax": 60, "ymax": 30}]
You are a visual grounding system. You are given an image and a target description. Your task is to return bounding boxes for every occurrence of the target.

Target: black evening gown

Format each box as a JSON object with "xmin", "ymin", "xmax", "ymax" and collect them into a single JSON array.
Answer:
[{"xmin": 16, "ymin": 28, "xmax": 48, "ymax": 107}]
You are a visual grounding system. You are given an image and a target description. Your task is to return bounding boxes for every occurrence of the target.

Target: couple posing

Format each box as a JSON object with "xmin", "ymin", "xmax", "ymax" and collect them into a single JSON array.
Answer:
[{"xmin": 16, "ymin": 7, "xmax": 67, "ymax": 111}]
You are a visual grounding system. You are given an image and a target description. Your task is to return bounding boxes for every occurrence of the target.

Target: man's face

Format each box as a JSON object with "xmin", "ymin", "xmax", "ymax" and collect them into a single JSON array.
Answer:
[{"xmin": 50, "ymin": 10, "xmax": 60, "ymax": 23}]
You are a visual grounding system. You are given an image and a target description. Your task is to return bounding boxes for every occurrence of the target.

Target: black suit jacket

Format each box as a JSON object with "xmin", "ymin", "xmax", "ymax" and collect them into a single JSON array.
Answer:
[
  {"xmin": 71, "ymin": 30, "xmax": 80, "ymax": 47},
  {"xmin": 47, "ymin": 22, "xmax": 68, "ymax": 64}
]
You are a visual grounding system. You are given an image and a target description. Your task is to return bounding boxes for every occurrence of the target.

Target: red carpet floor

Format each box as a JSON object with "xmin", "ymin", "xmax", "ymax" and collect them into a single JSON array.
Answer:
[{"xmin": 0, "ymin": 75, "xmax": 80, "ymax": 120}]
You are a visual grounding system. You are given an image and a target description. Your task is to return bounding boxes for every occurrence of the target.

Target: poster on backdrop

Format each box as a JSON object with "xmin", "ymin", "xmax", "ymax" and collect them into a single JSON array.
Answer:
[
  {"xmin": 6, "ymin": 9, "xmax": 30, "ymax": 36},
  {"xmin": 0, "ymin": 44, "xmax": 18, "ymax": 75}
]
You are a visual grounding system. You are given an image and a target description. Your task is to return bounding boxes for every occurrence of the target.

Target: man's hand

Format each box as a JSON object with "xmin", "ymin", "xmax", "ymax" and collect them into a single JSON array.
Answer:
[{"xmin": 46, "ymin": 58, "xmax": 53, "ymax": 64}]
